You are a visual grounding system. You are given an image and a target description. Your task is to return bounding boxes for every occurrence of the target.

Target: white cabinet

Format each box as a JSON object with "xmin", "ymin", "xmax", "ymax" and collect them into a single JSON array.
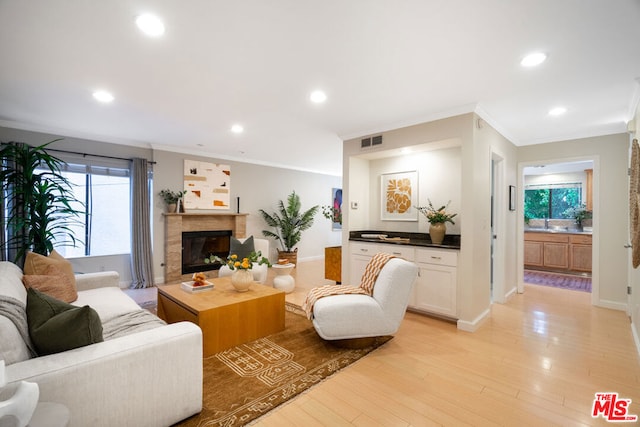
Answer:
[
  {"xmin": 349, "ymin": 242, "xmax": 380, "ymax": 285},
  {"xmin": 409, "ymin": 248, "xmax": 458, "ymax": 319},
  {"xmin": 349, "ymin": 241, "xmax": 458, "ymax": 319},
  {"xmin": 349, "ymin": 242, "xmax": 415, "ymax": 285}
]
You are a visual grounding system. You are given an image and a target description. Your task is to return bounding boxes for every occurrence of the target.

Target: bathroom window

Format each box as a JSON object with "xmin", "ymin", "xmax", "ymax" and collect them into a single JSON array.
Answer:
[{"xmin": 524, "ymin": 184, "xmax": 582, "ymax": 220}]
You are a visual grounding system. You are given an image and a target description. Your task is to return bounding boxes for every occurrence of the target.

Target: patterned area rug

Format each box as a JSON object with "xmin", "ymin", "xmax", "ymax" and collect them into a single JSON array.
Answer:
[
  {"xmin": 174, "ymin": 304, "xmax": 391, "ymax": 427},
  {"xmin": 524, "ymin": 270, "xmax": 592, "ymax": 292}
]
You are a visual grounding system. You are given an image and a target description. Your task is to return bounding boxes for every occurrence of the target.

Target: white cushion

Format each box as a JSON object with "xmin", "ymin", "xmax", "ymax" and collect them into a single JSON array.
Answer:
[
  {"xmin": 0, "ymin": 261, "xmax": 27, "ymax": 304},
  {"xmin": 311, "ymin": 258, "xmax": 418, "ymax": 340},
  {"xmin": 72, "ymin": 287, "xmax": 142, "ymax": 322},
  {"xmin": 0, "ymin": 261, "xmax": 31, "ymax": 364}
]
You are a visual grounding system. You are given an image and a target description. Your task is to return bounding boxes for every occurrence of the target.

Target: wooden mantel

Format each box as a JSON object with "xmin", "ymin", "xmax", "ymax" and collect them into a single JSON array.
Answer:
[{"xmin": 164, "ymin": 212, "xmax": 248, "ymax": 283}]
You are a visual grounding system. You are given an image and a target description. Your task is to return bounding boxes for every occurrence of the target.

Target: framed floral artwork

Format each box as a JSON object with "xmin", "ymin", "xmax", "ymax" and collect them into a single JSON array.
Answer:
[{"xmin": 380, "ymin": 171, "xmax": 418, "ymax": 221}]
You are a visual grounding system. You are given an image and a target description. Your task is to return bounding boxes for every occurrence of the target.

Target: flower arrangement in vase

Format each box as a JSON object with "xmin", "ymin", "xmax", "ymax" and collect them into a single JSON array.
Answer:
[
  {"xmin": 415, "ymin": 199, "xmax": 457, "ymax": 245},
  {"xmin": 204, "ymin": 251, "xmax": 271, "ymax": 292}
]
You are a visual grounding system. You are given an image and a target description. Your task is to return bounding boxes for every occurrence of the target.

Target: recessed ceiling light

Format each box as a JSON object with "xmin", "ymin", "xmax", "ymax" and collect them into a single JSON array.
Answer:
[
  {"xmin": 310, "ymin": 90, "xmax": 327, "ymax": 104},
  {"xmin": 92, "ymin": 90, "xmax": 114, "ymax": 103},
  {"xmin": 548, "ymin": 107, "xmax": 567, "ymax": 116},
  {"xmin": 521, "ymin": 52, "xmax": 547, "ymax": 67},
  {"xmin": 136, "ymin": 14, "xmax": 165, "ymax": 37},
  {"xmin": 231, "ymin": 124, "xmax": 244, "ymax": 134}
]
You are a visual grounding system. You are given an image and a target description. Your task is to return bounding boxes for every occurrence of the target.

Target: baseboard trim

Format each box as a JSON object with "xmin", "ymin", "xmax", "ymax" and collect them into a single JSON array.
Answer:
[
  {"xmin": 457, "ymin": 308, "xmax": 490, "ymax": 332},
  {"xmin": 503, "ymin": 286, "xmax": 517, "ymax": 302},
  {"xmin": 596, "ymin": 299, "xmax": 627, "ymax": 311}
]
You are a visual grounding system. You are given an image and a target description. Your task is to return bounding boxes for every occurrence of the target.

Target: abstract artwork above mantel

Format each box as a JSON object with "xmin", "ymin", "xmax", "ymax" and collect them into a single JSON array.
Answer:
[{"xmin": 183, "ymin": 159, "xmax": 230, "ymax": 210}]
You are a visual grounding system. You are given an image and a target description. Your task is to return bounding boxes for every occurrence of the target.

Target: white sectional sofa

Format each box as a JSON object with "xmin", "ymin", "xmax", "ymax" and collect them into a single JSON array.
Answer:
[{"xmin": 0, "ymin": 261, "xmax": 203, "ymax": 427}]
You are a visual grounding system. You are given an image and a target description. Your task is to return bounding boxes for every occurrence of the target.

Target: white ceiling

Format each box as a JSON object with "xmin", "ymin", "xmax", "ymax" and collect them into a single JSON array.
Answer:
[{"xmin": 1, "ymin": 1, "xmax": 639, "ymax": 176}]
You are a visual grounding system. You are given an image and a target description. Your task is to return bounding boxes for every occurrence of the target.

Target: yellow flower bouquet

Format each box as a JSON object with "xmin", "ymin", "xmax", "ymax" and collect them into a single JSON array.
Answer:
[{"xmin": 204, "ymin": 251, "xmax": 271, "ymax": 270}]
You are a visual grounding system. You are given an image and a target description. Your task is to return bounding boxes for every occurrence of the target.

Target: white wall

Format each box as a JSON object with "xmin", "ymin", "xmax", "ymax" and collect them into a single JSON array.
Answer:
[
  {"xmin": 367, "ymin": 147, "xmax": 462, "ymax": 234},
  {"xmin": 152, "ymin": 149, "xmax": 342, "ymax": 284}
]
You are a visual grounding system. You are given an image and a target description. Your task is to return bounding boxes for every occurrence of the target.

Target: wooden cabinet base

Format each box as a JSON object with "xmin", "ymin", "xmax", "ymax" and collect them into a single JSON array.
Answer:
[{"xmin": 325, "ymin": 246, "xmax": 342, "ymax": 283}]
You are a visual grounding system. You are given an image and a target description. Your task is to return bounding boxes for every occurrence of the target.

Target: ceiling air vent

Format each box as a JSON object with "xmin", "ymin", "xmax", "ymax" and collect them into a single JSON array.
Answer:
[{"xmin": 360, "ymin": 135, "xmax": 382, "ymax": 149}]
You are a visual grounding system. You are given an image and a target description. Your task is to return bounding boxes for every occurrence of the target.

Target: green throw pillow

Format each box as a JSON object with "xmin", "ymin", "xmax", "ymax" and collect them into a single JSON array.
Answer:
[
  {"xmin": 26, "ymin": 288, "xmax": 103, "ymax": 356},
  {"xmin": 230, "ymin": 236, "xmax": 255, "ymax": 260}
]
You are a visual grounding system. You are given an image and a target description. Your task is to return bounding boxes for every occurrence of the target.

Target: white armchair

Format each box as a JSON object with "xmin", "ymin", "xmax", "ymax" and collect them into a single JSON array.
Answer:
[
  {"xmin": 311, "ymin": 258, "xmax": 418, "ymax": 340},
  {"xmin": 218, "ymin": 237, "xmax": 270, "ymax": 284}
]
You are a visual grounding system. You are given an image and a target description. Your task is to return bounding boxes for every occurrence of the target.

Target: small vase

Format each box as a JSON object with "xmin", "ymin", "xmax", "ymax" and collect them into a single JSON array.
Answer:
[
  {"xmin": 231, "ymin": 269, "xmax": 253, "ymax": 292},
  {"xmin": 429, "ymin": 222, "xmax": 446, "ymax": 245},
  {"xmin": 167, "ymin": 203, "xmax": 177, "ymax": 213}
]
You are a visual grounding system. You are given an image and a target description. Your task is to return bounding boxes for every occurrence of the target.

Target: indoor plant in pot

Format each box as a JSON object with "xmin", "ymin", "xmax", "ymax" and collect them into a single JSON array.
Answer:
[
  {"xmin": 415, "ymin": 199, "xmax": 457, "ymax": 245},
  {"xmin": 259, "ymin": 191, "xmax": 319, "ymax": 266},
  {"xmin": 0, "ymin": 140, "xmax": 84, "ymax": 266},
  {"xmin": 563, "ymin": 204, "xmax": 592, "ymax": 231},
  {"xmin": 159, "ymin": 189, "xmax": 186, "ymax": 213}
]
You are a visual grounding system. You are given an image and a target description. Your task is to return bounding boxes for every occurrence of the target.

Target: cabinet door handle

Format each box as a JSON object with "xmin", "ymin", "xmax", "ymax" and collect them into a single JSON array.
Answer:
[
  {"xmin": 392, "ymin": 252, "xmax": 402, "ymax": 255},
  {"xmin": 430, "ymin": 256, "xmax": 442, "ymax": 260},
  {"xmin": 360, "ymin": 248, "xmax": 369, "ymax": 252}
]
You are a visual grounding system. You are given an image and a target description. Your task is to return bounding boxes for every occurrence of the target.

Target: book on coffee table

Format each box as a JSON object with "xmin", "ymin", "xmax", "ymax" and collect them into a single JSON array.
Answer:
[{"xmin": 181, "ymin": 281, "xmax": 214, "ymax": 293}]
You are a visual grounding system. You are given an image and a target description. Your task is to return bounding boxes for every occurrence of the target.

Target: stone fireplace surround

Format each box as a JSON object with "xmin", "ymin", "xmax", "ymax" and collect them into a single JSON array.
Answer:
[{"xmin": 164, "ymin": 213, "xmax": 247, "ymax": 283}]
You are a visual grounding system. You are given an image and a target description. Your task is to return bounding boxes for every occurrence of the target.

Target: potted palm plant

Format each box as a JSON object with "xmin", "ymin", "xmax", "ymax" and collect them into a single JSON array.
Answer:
[
  {"xmin": 259, "ymin": 191, "xmax": 319, "ymax": 266},
  {"xmin": 0, "ymin": 140, "xmax": 84, "ymax": 266}
]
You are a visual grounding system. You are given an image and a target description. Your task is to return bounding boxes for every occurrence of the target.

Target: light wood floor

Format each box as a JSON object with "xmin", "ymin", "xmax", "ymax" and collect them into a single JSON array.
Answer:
[
  {"xmin": 253, "ymin": 261, "xmax": 640, "ymax": 426},
  {"xmin": 127, "ymin": 261, "xmax": 640, "ymax": 426}
]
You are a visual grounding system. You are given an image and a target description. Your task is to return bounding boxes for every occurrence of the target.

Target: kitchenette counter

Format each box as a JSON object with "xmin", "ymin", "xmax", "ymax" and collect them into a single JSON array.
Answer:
[
  {"xmin": 349, "ymin": 230, "xmax": 461, "ymax": 250},
  {"xmin": 524, "ymin": 227, "xmax": 592, "ymax": 235}
]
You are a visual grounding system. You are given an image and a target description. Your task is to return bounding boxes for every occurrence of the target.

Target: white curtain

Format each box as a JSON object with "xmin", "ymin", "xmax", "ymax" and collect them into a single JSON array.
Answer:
[{"xmin": 130, "ymin": 158, "xmax": 155, "ymax": 288}]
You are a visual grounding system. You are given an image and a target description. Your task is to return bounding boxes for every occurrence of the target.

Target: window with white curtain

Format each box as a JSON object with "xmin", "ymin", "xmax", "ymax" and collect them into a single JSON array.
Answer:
[{"xmin": 40, "ymin": 154, "xmax": 131, "ymax": 257}]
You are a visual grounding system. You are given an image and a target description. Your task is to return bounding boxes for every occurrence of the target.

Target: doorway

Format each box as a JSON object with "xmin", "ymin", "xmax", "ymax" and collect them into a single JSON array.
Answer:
[{"xmin": 520, "ymin": 159, "xmax": 595, "ymax": 296}]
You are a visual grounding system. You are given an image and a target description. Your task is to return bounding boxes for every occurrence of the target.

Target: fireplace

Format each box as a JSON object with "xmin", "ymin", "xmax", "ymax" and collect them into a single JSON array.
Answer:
[
  {"xmin": 164, "ymin": 212, "xmax": 247, "ymax": 283},
  {"xmin": 181, "ymin": 230, "xmax": 232, "ymax": 275}
]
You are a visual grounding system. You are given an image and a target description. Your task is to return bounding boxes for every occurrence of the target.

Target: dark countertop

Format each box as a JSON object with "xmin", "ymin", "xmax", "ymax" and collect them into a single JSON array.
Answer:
[{"xmin": 349, "ymin": 230, "xmax": 461, "ymax": 250}]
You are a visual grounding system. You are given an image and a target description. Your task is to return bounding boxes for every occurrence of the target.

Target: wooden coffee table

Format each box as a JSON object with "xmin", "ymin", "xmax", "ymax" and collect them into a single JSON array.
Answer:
[{"xmin": 157, "ymin": 277, "xmax": 285, "ymax": 357}]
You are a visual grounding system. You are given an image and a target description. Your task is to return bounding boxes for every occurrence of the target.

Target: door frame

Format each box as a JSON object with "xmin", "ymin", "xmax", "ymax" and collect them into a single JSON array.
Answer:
[
  {"xmin": 516, "ymin": 155, "xmax": 600, "ymax": 306},
  {"xmin": 491, "ymin": 150, "xmax": 506, "ymax": 303}
]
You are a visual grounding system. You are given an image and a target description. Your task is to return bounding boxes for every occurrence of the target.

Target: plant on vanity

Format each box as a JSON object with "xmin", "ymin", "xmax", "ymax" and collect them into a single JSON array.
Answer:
[
  {"xmin": 415, "ymin": 199, "xmax": 457, "ymax": 224},
  {"xmin": 562, "ymin": 204, "xmax": 592, "ymax": 228},
  {"xmin": 415, "ymin": 199, "xmax": 457, "ymax": 245}
]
